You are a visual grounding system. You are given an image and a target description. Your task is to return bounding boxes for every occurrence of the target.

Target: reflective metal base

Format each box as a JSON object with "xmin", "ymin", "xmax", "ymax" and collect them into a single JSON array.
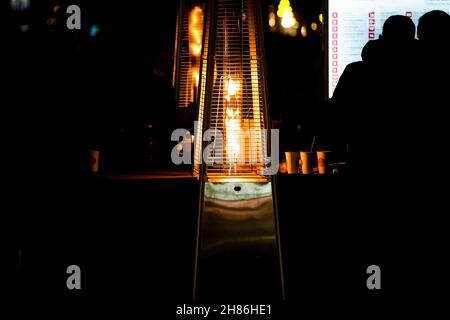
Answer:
[{"xmin": 194, "ymin": 182, "xmax": 284, "ymax": 302}]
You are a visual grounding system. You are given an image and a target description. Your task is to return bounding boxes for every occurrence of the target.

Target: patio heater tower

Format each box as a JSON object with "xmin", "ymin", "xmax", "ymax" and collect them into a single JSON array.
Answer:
[{"xmin": 193, "ymin": 0, "xmax": 284, "ymax": 301}]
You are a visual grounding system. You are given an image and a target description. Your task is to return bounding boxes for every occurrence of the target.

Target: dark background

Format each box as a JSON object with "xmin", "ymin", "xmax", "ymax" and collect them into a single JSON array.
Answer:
[
  {"xmin": 1, "ymin": 0, "xmax": 324, "ymax": 176},
  {"xmin": 2, "ymin": 0, "xmax": 445, "ymax": 317}
]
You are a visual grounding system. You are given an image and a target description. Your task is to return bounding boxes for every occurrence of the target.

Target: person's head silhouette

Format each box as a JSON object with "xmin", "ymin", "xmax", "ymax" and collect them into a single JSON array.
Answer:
[
  {"xmin": 362, "ymin": 15, "xmax": 416, "ymax": 61},
  {"xmin": 380, "ymin": 15, "xmax": 416, "ymax": 43},
  {"xmin": 417, "ymin": 10, "xmax": 450, "ymax": 50}
]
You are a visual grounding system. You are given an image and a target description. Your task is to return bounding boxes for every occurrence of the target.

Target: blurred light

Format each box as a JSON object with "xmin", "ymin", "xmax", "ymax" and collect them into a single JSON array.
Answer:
[
  {"xmin": 10, "ymin": 0, "xmax": 30, "ymax": 11},
  {"xmin": 311, "ymin": 22, "xmax": 318, "ymax": 31},
  {"xmin": 281, "ymin": 11, "xmax": 295, "ymax": 28},
  {"xmin": 47, "ymin": 18, "xmax": 56, "ymax": 26},
  {"xmin": 319, "ymin": 13, "xmax": 324, "ymax": 24},
  {"xmin": 288, "ymin": 28, "xmax": 297, "ymax": 37},
  {"xmin": 269, "ymin": 5, "xmax": 277, "ymax": 32},
  {"xmin": 19, "ymin": 24, "xmax": 30, "ymax": 32},
  {"xmin": 90, "ymin": 25, "xmax": 100, "ymax": 37},
  {"xmin": 277, "ymin": 0, "xmax": 292, "ymax": 18},
  {"xmin": 301, "ymin": 26, "xmax": 308, "ymax": 38},
  {"xmin": 269, "ymin": 12, "xmax": 276, "ymax": 28},
  {"xmin": 277, "ymin": 0, "xmax": 298, "ymax": 31},
  {"xmin": 53, "ymin": 5, "xmax": 62, "ymax": 14}
]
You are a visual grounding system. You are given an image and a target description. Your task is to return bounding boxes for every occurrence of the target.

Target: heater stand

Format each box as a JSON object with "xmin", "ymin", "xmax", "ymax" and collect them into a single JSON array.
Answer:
[
  {"xmin": 193, "ymin": 180, "xmax": 284, "ymax": 301},
  {"xmin": 191, "ymin": 0, "xmax": 284, "ymax": 302}
]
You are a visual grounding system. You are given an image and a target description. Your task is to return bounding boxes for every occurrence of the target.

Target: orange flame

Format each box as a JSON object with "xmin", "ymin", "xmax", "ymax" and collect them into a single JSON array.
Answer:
[
  {"xmin": 189, "ymin": 6, "xmax": 204, "ymax": 90},
  {"xmin": 189, "ymin": 6, "xmax": 203, "ymax": 57},
  {"xmin": 224, "ymin": 77, "xmax": 241, "ymax": 173}
]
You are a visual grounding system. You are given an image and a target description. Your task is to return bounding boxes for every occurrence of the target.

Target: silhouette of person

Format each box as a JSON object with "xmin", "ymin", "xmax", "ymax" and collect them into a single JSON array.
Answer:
[
  {"xmin": 418, "ymin": 10, "xmax": 450, "ymax": 54},
  {"xmin": 328, "ymin": 15, "xmax": 420, "ymax": 176},
  {"xmin": 326, "ymin": 16, "xmax": 422, "ymax": 274},
  {"xmin": 329, "ymin": 18, "xmax": 419, "ymax": 252}
]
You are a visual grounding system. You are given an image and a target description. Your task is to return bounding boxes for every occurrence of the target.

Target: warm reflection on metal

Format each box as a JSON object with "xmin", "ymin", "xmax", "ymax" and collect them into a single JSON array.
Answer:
[
  {"xmin": 195, "ymin": 182, "xmax": 282, "ymax": 300},
  {"xmin": 204, "ymin": 182, "xmax": 272, "ymax": 200},
  {"xmin": 206, "ymin": 176, "xmax": 269, "ymax": 183}
]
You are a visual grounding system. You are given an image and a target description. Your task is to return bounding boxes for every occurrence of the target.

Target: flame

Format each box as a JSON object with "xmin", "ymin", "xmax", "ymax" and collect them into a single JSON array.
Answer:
[
  {"xmin": 224, "ymin": 77, "xmax": 241, "ymax": 173},
  {"xmin": 225, "ymin": 78, "xmax": 240, "ymax": 102},
  {"xmin": 192, "ymin": 70, "xmax": 199, "ymax": 87},
  {"xmin": 226, "ymin": 107, "xmax": 241, "ymax": 167},
  {"xmin": 189, "ymin": 6, "xmax": 204, "ymax": 91},
  {"xmin": 189, "ymin": 6, "xmax": 203, "ymax": 58}
]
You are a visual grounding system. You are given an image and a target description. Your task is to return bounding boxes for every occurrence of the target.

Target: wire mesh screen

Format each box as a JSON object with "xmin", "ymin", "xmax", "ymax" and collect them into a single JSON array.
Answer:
[
  {"xmin": 173, "ymin": 0, "xmax": 205, "ymax": 108},
  {"xmin": 194, "ymin": 0, "xmax": 269, "ymax": 181}
]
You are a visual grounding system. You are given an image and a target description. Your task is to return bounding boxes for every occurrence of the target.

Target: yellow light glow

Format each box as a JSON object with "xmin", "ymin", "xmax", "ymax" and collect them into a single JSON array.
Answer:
[
  {"xmin": 224, "ymin": 77, "xmax": 241, "ymax": 174},
  {"xmin": 225, "ymin": 78, "xmax": 240, "ymax": 102},
  {"xmin": 192, "ymin": 45, "xmax": 201, "ymax": 56},
  {"xmin": 319, "ymin": 13, "xmax": 324, "ymax": 24},
  {"xmin": 301, "ymin": 25, "xmax": 307, "ymax": 37},
  {"xmin": 311, "ymin": 22, "xmax": 318, "ymax": 31},
  {"xmin": 192, "ymin": 70, "xmax": 199, "ymax": 87},
  {"xmin": 281, "ymin": 11, "xmax": 295, "ymax": 28},
  {"xmin": 269, "ymin": 12, "xmax": 276, "ymax": 28},
  {"xmin": 277, "ymin": 0, "xmax": 292, "ymax": 18},
  {"xmin": 226, "ymin": 107, "xmax": 241, "ymax": 167},
  {"xmin": 288, "ymin": 28, "xmax": 297, "ymax": 37},
  {"xmin": 277, "ymin": 0, "xmax": 297, "ymax": 30}
]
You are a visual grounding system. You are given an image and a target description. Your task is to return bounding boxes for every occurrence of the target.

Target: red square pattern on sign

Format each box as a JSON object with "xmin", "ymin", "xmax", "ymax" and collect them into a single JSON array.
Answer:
[
  {"xmin": 332, "ymin": 26, "xmax": 338, "ymax": 32},
  {"xmin": 332, "ymin": 12, "xmax": 338, "ymax": 18},
  {"xmin": 332, "ymin": 47, "xmax": 338, "ymax": 52},
  {"xmin": 369, "ymin": 33, "xmax": 375, "ymax": 39},
  {"xmin": 332, "ymin": 40, "xmax": 338, "ymax": 46},
  {"xmin": 332, "ymin": 68, "xmax": 338, "ymax": 73},
  {"xmin": 369, "ymin": 19, "xmax": 375, "ymax": 25},
  {"xmin": 332, "ymin": 61, "xmax": 338, "ymax": 66},
  {"xmin": 369, "ymin": 12, "xmax": 375, "ymax": 18},
  {"xmin": 332, "ymin": 33, "xmax": 338, "ymax": 39},
  {"xmin": 369, "ymin": 26, "xmax": 375, "ymax": 32},
  {"xmin": 332, "ymin": 54, "xmax": 337, "ymax": 59}
]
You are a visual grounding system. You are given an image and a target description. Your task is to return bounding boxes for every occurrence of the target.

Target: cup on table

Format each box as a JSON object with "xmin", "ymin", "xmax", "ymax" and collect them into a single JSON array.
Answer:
[
  {"xmin": 88, "ymin": 149, "xmax": 100, "ymax": 173},
  {"xmin": 300, "ymin": 151, "xmax": 313, "ymax": 174},
  {"xmin": 317, "ymin": 151, "xmax": 331, "ymax": 174},
  {"xmin": 285, "ymin": 151, "xmax": 300, "ymax": 174}
]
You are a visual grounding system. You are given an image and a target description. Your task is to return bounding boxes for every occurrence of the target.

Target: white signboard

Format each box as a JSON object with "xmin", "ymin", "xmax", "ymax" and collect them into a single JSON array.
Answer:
[{"xmin": 328, "ymin": 0, "xmax": 450, "ymax": 98}]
